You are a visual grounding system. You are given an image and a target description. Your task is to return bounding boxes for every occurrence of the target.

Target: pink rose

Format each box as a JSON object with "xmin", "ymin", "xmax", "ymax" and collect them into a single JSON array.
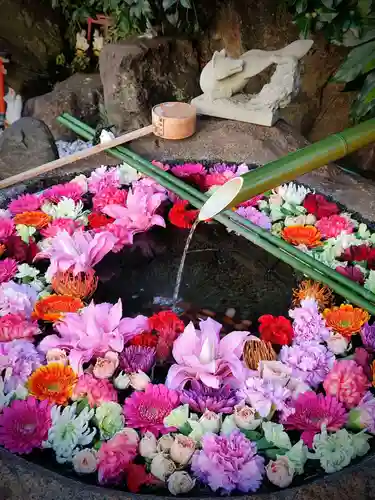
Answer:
[
  {"xmin": 46, "ymin": 348, "xmax": 68, "ymax": 365},
  {"xmin": 93, "ymin": 351, "xmax": 119, "ymax": 379},
  {"xmin": 266, "ymin": 456, "xmax": 295, "ymax": 488},
  {"xmin": 170, "ymin": 435, "xmax": 196, "ymax": 465}
]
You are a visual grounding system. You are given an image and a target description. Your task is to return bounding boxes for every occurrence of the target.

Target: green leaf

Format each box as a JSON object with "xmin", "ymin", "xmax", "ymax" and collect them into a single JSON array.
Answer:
[
  {"xmin": 163, "ymin": 0, "xmax": 177, "ymax": 9},
  {"xmin": 364, "ymin": 57, "xmax": 375, "ymax": 73},
  {"xmin": 294, "ymin": 14, "xmax": 312, "ymax": 37},
  {"xmin": 264, "ymin": 448, "xmax": 288, "ymax": 460},
  {"xmin": 295, "ymin": 0, "xmax": 308, "ymax": 13},
  {"xmin": 332, "ymin": 40, "xmax": 375, "ymax": 82},
  {"xmin": 180, "ymin": 0, "xmax": 192, "ymax": 8},
  {"xmin": 320, "ymin": 0, "xmax": 334, "ymax": 8},
  {"xmin": 351, "ymin": 71, "xmax": 375, "ymax": 121},
  {"xmin": 341, "ymin": 27, "xmax": 375, "ymax": 47},
  {"xmin": 255, "ymin": 437, "xmax": 274, "ymax": 450},
  {"xmin": 241, "ymin": 430, "xmax": 262, "ymax": 441}
]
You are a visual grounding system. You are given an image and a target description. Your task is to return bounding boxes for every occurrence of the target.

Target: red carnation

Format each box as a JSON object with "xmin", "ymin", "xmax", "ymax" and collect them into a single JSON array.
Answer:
[
  {"xmin": 303, "ymin": 193, "xmax": 339, "ymax": 220},
  {"xmin": 367, "ymin": 248, "xmax": 375, "ymax": 270},
  {"xmin": 258, "ymin": 314, "xmax": 293, "ymax": 346},
  {"xmin": 88, "ymin": 212, "xmax": 114, "ymax": 229},
  {"xmin": 130, "ymin": 332, "xmax": 158, "ymax": 348},
  {"xmin": 341, "ymin": 244, "xmax": 371, "ymax": 263},
  {"xmin": 5, "ymin": 235, "xmax": 38, "ymax": 264},
  {"xmin": 169, "ymin": 200, "xmax": 199, "ymax": 229},
  {"xmin": 126, "ymin": 463, "xmax": 160, "ymax": 493},
  {"xmin": 149, "ymin": 310, "xmax": 185, "ymax": 361},
  {"xmin": 336, "ymin": 265, "xmax": 365, "ymax": 284}
]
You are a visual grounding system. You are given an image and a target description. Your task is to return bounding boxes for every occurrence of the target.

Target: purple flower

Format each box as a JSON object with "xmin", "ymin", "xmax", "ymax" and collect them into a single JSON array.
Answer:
[
  {"xmin": 180, "ymin": 381, "xmax": 240, "ymax": 414},
  {"xmin": 209, "ymin": 164, "xmax": 237, "ymax": 174},
  {"xmin": 119, "ymin": 346, "xmax": 156, "ymax": 374},
  {"xmin": 350, "ymin": 391, "xmax": 375, "ymax": 433},
  {"xmin": 0, "ymin": 281, "xmax": 38, "ymax": 318},
  {"xmin": 235, "ymin": 206, "xmax": 272, "ymax": 230},
  {"xmin": 191, "ymin": 430, "xmax": 264, "ymax": 493},
  {"xmin": 279, "ymin": 342, "xmax": 335, "ymax": 388},
  {"xmin": 361, "ymin": 323, "xmax": 375, "ymax": 351},
  {"xmin": 289, "ymin": 298, "xmax": 330, "ymax": 344},
  {"xmin": 0, "ymin": 340, "xmax": 43, "ymax": 392},
  {"xmin": 239, "ymin": 376, "xmax": 291, "ymax": 418}
]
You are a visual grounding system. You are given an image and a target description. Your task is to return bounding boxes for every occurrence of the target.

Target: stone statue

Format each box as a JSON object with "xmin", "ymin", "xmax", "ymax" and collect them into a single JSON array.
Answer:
[{"xmin": 191, "ymin": 39, "xmax": 314, "ymax": 126}]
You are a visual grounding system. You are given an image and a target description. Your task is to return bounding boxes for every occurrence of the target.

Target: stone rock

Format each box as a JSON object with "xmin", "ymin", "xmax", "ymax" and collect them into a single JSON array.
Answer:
[
  {"xmin": 24, "ymin": 74, "xmax": 102, "ymax": 140},
  {"xmin": 99, "ymin": 37, "xmax": 200, "ymax": 132},
  {"xmin": 0, "ymin": 117, "xmax": 58, "ymax": 179}
]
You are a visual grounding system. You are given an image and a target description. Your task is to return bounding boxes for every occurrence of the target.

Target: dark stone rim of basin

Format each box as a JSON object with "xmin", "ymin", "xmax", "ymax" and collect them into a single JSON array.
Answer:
[{"xmin": 1, "ymin": 163, "xmax": 375, "ymax": 499}]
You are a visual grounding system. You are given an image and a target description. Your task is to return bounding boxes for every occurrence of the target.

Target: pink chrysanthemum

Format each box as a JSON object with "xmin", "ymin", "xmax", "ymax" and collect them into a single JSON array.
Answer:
[
  {"xmin": 171, "ymin": 163, "xmax": 206, "ymax": 178},
  {"xmin": 0, "ymin": 217, "xmax": 15, "ymax": 241},
  {"xmin": 0, "ymin": 258, "xmax": 18, "ymax": 283},
  {"xmin": 0, "ymin": 396, "xmax": 52, "ymax": 454},
  {"xmin": 40, "ymin": 183, "xmax": 84, "ymax": 204},
  {"xmin": 0, "ymin": 313, "xmax": 39, "ymax": 341},
  {"xmin": 8, "ymin": 194, "xmax": 41, "ymax": 215},
  {"xmin": 88, "ymin": 166, "xmax": 120, "ymax": 194},
  {"xmin": 315, "ymin": 215, "xmax": 354, "ymax": 239},
  {"xmin": 40, "ymin": 218, "xmax": 82, "ymax": 238},
  {"xmin": 72, "ymin": 373, "xmax": 117, "ymax": 407},
  {"xmin": 123, "ymin": 383, "xmax": 180, "ymax": 435},
  {"xmin": 93, "ymin": 187, "xmax": 127, "ymax": 212},
  {"xmin": 323, "ymin": 359, "xmax": 370, "ymax": 409},
  {"xmin": 284, "ymin": 392, "xmax": 347, "ymax": 448},
  {"xmin": 97, "ymin": 430, "xmax": 139, "ymax": 485}
]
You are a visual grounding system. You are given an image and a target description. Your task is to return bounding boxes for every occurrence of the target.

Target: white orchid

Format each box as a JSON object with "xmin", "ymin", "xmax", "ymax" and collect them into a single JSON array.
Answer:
[
  {"xmin": 118, "ymin": 162, "xmax": 142, "ymax": 185},
  {"xmin": 42, "ymin": 198, "xmax": 88, "ymax": 224},
  {"xmin": 276, "ymin": 183, "xmax": 311, "ymax": 206}
]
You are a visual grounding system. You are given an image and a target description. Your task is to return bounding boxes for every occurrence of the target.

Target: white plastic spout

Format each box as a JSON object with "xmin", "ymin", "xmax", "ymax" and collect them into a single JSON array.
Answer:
[{"xmin": 198, "ymin": 177, "xmax": 244, "ymax": 221}]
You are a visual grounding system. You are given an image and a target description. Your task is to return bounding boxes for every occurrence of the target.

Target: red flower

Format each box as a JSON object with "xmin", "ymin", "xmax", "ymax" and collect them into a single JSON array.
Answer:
[
  {"xmin": 367, "ymin": 249, "xmax": 375, "ymax": 270},
  {"xmin": 149, "ymin": 310, "xmax": 185, "ymax": 361},
  {"xmin": 169, "ymin": 200, "xmax": 199, "ymax": 229},
  {"xmin": 88, "ymin": 212, "xmax": 114, "ymax": 229},
  {"xmin": 5, "ymin": 235, "xmax": 38, "ymax": 264},
  {"xmin": 341, "ymin": 244, "xmax": 371, "ymax": 263},
  {"xmin": 130, "ymin": 332, "xmax": 158, "ymax": 348},
  {"xmin": 258, "ymin": 315, "xmax": 293, "ymax": 346},
  {"xmin": 336, "ymin": 265, "xmax": 365, "ymax": 284},
  {"xmin": 126, "ymin": 463, "xmax": 159, "ymax": 493},
  {"xmin": 303, "ymin": 193, "xmax": 339, "ymax": 220}
]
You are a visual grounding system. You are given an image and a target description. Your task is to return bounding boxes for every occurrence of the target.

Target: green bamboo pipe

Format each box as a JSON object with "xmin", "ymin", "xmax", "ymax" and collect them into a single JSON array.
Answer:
[
  {"xmin": 57, "ymin": 114, "xmax": 375, "ymax": 312},
  {"xmin": 231, "ymin": 118, "xmax": 375, "ymax": 206}
]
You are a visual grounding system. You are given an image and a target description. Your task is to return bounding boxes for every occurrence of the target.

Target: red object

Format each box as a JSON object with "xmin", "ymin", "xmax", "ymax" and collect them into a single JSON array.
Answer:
[
  {"xmin": 5, "ymin": 235, "xmax": 38, "ymax": 264},
  {"xmin": 149, "ymin": 310, "xmax": 185, "ymax": 361},
  {"xmin": 335, "ymin": 265, "xmax": 365, "ymax": 284},
  {"xmin": 258, "ymin": 315, "xmax": 294, "ymax": 346},
  {"xmin": 303, "ymin": 193, "xmax": 339, "ymax": 220},
  {"xmin": 169, "ymin": 200, "xmax": 199, "ymax": 229},
  {"xmin": 341, "ymin": 244, "xmax": 371, "ymax": 263},
  {"xmin": 87, "ymin": 14, "xmax": 113, "ymax": 41},
  {"xmin": 130, "ymin": 332, "xmax": 158, "ymax": 348},
  {"xmin": 126, "ymin": 463, "xmax": 160, "ymax": 493},
  {"xmin": 88, "ymin": 212, "xmax": 114, "ymax": 229}
]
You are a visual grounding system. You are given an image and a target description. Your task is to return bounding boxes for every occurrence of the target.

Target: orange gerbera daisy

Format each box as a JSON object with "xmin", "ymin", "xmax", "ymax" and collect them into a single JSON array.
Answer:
[
  {"xmin": 0, "ymin": 244, "xmax": 5, "ymax": 257},
  {"xmin": 51, "ymin": 269, "xmax": 98, "ymax": 300},
  {"xmin": 14, "ymin": 211, "xmax": 51, "ymax": 229},
  {"xmin": 323, "ymin": 304, "xmax": 370, "ymax": 337},
  {"xmin": 292, "ymin": 280, "xmax": 333, "ymax": 309},
  {"xmin": 27, "ymin": 363, "xmax": 77, "ymax": 405},
  {"xmin": 32, "ymin": 294, "xmax": 83, "ymax": 322},
  {"xmin": 282, "ymin": 225, "xmax": 322, "ymax": 248}
]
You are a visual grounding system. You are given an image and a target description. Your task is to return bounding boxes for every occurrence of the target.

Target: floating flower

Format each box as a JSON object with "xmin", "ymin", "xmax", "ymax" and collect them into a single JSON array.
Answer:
[
  {"xmin": 289, "ymin": 298, "xmax": 330, "ymax": 344},
  {"xmin": 191, "ymin": 430, "xmax": 264, "ymax": 494},
  {"xmin": 243, "ymin": 338, "xmax": 276, "ymax": 370},
  {"xmin": 262, "ymin": 421, "xmax": 292, "ymax": 450},
  {"xmin": 72, "ymin": 373, "xmax": 117, "ymax": 407},
  {"xmin": 284, "ymin": 392, "xmax": 347, "ymax": 448},
  {"xmin": 4, "ymin": 235, "xmax": 38, "ymax": 264},
  {"xmin": 0, "ymin": 397, "xmax": 52, "ymax": 454},
  {"xmin": 326, "ymin": 332, "xmax": 349, "ymax": 355},
  {"xmin": 97, "ymin": 430, "xmax": 139, "ymax": 484},
  {"xmin": 8, "ymin": 194, "xmax": 41, "ymax": 215},
  {"xmin": 127, "ymin": 463, "xmax": 160, "ymax": 493},
  {"xmin": 95, "ymin": 401, "xmax": 124, "ymax": 440},
  {"xmin": 266, "ymin": 456, "xmax": 295, "ymax": 488},
  {"xmin": 235, "ymin": 206, "xmax": 272, "ymax": 230},
  {"xmin": 14, "ymin": 211, "xmax": 51, "ymax": 229},
  {"xmin": 88, "ymin": 166, "xmax": 120, "ymax": 194},
  {"xmin": 88, "ymin": 212, "xmax": 114, "ymax": 229},
  {"xmin": 284, "ymin": 213, "xmax": 317, "ymax": 227},
  {"xmin": 93, "ymin": 351, "xmax": 119, "ymax": 379},
  {"xmin": 348, "ymin": 392, "xmax": 375, "ymax": 433},
  {"xmin": 73, "ymin": 448, "xmax": 98, "ymax": 474},
  {"xmin": 151, "ymin": 453, "xmax": 176, "ymax": 481},
  {"xmin": 93, "ymin": 187, "xmax": 127, "ymax": 212},
  {"xmin": 303, "ymin": 193, "xmax": 339, "ymax": 219},
  {"xmin": 341, "ymin": 243, "xmax": 372, "ymax": 263},
  {"xmin": 124, "ymin": 383, "xmax": 180, "ymax": 435},
  {"xmin": 0, "ymin": 217, "xmax": 15, "ymax": 240},
  {"xmin": 335, "ymin": 265, "xmax": 365, "ymax": 284},
  {"xmin": 323, "ymin": 304, "xmax": 369, "ymax": 337},
  {"xmin": 315, "ymin": 215, "xmax": 354, "ymax": 239},
  {"xmin": 171, "ymin": 163, "xmax": 206, "ymax": 186},
  {"xmin": 312, "ymin": 426, "xmax": 354, "ymax": 473},
  {"xmin": 130, "ymin": 332, "xmax": 158, "ymax": 348},
  {"xmin": 27, "ymin": 362, "xmax": 77, "ymax": 405},
  {"xmin": 233, "ymin": 405, "xmax": 262, "ymax": 431},
  {"xmin": 169, "ymin": 200, "xmax": 199, "ymax": 229},
  {"xmin": 0, "ymin": 313, "xmax": 39, "ymax": 342},
  {"xmin": 32, "ymin": 295, "xmax": 84, "ymax": 322},
  {"xmin": 282, "ymin": 225, "xmax": 322, "ymax": 248},
  {"xmin": 40, "ymin": 183, "xmax": 84, "ymax": 204},
  {"xmin": 168, "ymin": 471, "xmax": 196, "ymax": 495},
  {"xmin": 276, "ymin": 183, "xmax": 310, "ymax": 205},
  {"xmin": 361, "ymin": 322, "xmax": 375, "ymax": 351},
  {"xmin": 149, "ymin": 310, "xmax": 185, "ymax": 360},
  {"xmin": 240, "ymin": 376, "xmax": 291, "ymax": 418},
  {"xmin": 166, "ymin": 318, "xmax": 249, "ymax": 390},
  {"xmin": 51, "ymin": 269, "xmax": 98, "ymax": 300},
  {"xmin": 0, "ymin": 281, "xmax": 37, "ymax": 317},
  {"xmin": 292, "ymin": 280, "xmax": 333, "ymax": 309},
  {"xmin": 44, "ymin": 403, "xmax": 96, "ymax": 463},
  {"xmin": 323, "ymin": 360, "xmax": 370, "ymax": 409},
  {"xmin": 170, "ymin": 434, "xmax": 196, "ymax": 465},
  {"xmin": 46, "ymin": 348, "xmax": 68, "ymax": 365},
  {"xmin": 180, "ymin": 380, "xmax": 240, "ymax": 414},
  {"xmin": 0, "ymin": 258, "xmax": 18, "ymax": 283},
  {"xmin": 258, "ymin": 315, "xmax": 293, "ymax": 346},
  {"xmin": 0, "ymin": 339, "xmax": 42, "ymax": 392},
  {"xmin": 40, "ymin": 218, "xmax": 82, "ymax": 238},
  {"xmin": 119, "ymin": 346, "xmax": 156, "ymax": 374},
  {"xmin": 42, "ymin": 198, "xmax": 88, "ymax": 222},
  {"xmin": 280, "ymin": 342, "xmax": 335, "ymax": 388}
]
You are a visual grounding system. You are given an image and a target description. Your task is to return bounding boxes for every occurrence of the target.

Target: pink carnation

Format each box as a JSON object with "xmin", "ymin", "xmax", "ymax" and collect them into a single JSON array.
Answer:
[
  {"xmin": 93, "ymin": 187, "xmax": 127, "ymax": 212},
  {"xmin": 105, "ymin": 223, "xmax": 134, "ymax": 252},
  {"xmin": 124, "ymin": 383, "xmax": 180, "ymax": 435},
  {"xmin": 323, "ymin": 360, "xmax": 370, "ymax": 409},
  {"xmin": 8, "ymin": 194, "xmax": 41, "ymax": 215},
  {"xmin": 40, "ymin": 183, "xmax": 84, "ymax": 204},
  {"xmin": 171, "ymin": 163, "xmax": 206, "ymax": 178},
  {"xmin": 152, "ymin": 160, "xmax": 170, "ymax": 171},
  {"xmin": 40, "ymin": 218, "xmax": 82, "ymax": 238},
  {"xmin": 204, "ymin": 171, "xmax": 235, "ymax": 189},
  {"xmin": 72, "ymin": 373, "xmax": 117, "ymax": 407},
  {"xmin": 0, "ymin": 258, "xmax": 18, "ymax": 283},
  {"xmin": 239, "ymin": 195, "xmax": 264, "ymax": 208},
  {"xmin": 315, "ymin": 215, "xmax": 354, "ymax": 239},
  {"xmin": 97, "ymin": 430, "xmax": 138, "ymax": 484},
  {"xmin": 0, "ymin": 217, "xmax": 15, "ymax": 241},
  {"xmin": 88, "ymin": 166, "xmax": 120, "ymax": 194},
  {"xmin": 0, "ymin": 397, "xmax": 52, "ymax": 454},
  {"xmin": 0, "ymin": 313, "xmax": 39, "ymax": 341}
]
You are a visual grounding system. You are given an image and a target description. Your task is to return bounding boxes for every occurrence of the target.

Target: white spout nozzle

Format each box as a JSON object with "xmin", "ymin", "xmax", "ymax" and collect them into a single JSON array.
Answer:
[{"xmin": 198, "ymin": 177, "xmax": 244, "ymax": 221}]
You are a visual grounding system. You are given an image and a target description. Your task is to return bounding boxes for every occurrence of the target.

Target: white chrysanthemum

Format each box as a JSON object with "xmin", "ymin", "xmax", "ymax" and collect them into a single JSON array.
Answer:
[
  {"xmin": 41, "ymin": 198, "xmax": 88, "ymax": 224},
  {"xmin": 311, "ymin": 426, "xmax": 354, "ymax": 474},
  {"xmin": 276, "ymin": 183, "xmax": 311, "ymax": 206},
  {"xmin": 43, "ymin": 403, "xmax": 96, "ymax": 464},
  {"xmin": 16, "ymin": 264, "xmax": 40, "ymax": 280},
  {"xmin": 262, "ymin": 421, "xmax": 292, "ymax": 450},
  {"xmin": 118, "ymin": 162, "xmax": 141, "ymax": 185}
]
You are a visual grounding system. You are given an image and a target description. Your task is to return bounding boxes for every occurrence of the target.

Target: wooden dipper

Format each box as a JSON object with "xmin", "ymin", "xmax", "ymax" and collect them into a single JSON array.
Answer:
[{"xmin": 152, "ymin": 102, "xmax": 196, "ymax": 140}]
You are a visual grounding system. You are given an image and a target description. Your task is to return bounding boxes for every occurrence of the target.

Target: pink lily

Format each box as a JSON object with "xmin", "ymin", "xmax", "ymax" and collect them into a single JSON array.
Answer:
[{"xmin": 166, "ymin": 318, "xmax": 250, "ymax": 390}]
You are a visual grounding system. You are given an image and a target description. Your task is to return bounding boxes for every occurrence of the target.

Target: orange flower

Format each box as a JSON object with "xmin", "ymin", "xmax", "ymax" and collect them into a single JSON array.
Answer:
[
  {"xmin": 282, "ymin": 225, "xmax": 322, "ymax": 248},
  {"xmin": 32, "ymin": 294, "xmax": 83, "ymax": 322},
  {"xmin": 28, "ymin": 363, "xmax": 77, "ymax": 405},
  {"xmin": 51, "ymin": 269, "xmax": 98, "ymax": 300},
  {"xmin": 292, "ymin": 280, "xmax": 333, "ymax": 310},
  {"xmin": 14, "ymin": 211, "xmax": 51, "ymax": 229},
  {"xmin": 323, "ymin": 304, "xmax": 370, "ymax": 337},
  {"xmin": 0, "ymin": 244, "xmax": 5, "ymax": 257}
]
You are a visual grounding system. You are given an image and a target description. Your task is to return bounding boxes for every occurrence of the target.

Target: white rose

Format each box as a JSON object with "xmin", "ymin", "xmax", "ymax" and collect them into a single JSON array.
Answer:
[
  {"xmin": 221, "ymin": 415, "xmax": 239, "ymax": 436},
  {"xmin": 139, "ymin": 431, "xmax": 157, "ymax": 459},
  {"xmin": 170, "ymin": 435, "xmax": 196, "ymax": 465},
  {"xmin": 157, "ymin": 434, "xmax": 175, "ymax": 453},
  {"xmin": 233, "ymin": 405, "xmax": 262, "ymax": 430},
  {"xmin": 259, "ymin": 360, "xmax": 292, "ymax": 385},
  {"xmin": 326, "ymin": 332, "xmax": 349, "ymax": 355},
  {"xmin": 168, "ymin": 471, "xmax": 196, "ymax": 495},
  {"xmin": 266, "ymin": 456, "xmax": 295, "ymax": 488},
  {"xmin": 129, "ymin": 371, "xmax": 150, "ymax": 391},
  {"xmin": 113, "ymin": 371, "xmax": 130, "ymax": 390},
  {"xmin": 72, "ymin": 449, "xmax": 97, "ymax": 474},
  {"xmin": 199, "ymin": 410, "xmax": 221, "ymax": 434},
  {"xmin": 119, "ymin": 427, "xmax": 139, "ymax": 446},
  {"xmin": 151, "ymin": 453, "xmax": 176, "ymax": 481},
  {"xmin": 262, "ymin": 422, "xmax": 292, "ymax": 450}
]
